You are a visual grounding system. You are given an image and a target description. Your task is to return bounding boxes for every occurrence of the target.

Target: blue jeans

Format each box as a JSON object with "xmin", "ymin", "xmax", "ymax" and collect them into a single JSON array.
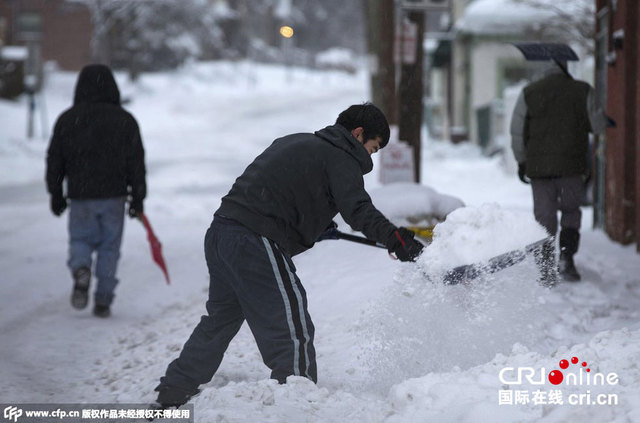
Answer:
[{"xmin": 68, "ymin": 197, "xmax": 126, "ymax": 306}]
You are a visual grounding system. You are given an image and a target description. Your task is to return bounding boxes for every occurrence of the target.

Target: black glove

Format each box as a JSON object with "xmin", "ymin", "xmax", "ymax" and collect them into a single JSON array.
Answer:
[
  {"xmin": 50, "ymin": 192, "xmax": 67, "ymax": 216},
  {"xmin": 518, "ymin": 162, "xmax": 530, "ymax": 184},
  {"xmin": 128, "ymin": 198, "xmax": 143, "ymax": 218},
  {"xmin": 386, "ymin": 227, "xmax": 424, "ymax": 262},
  {"xmin": 316, "ymin": 221, "xmax": 339, "ymax": 241}
]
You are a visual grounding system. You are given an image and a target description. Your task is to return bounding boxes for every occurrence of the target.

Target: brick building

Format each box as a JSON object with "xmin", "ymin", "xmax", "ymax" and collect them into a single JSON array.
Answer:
[
  {"xmin": 0, "ymin": 0, "xmax": 92, "ymax": 71},
  {"xmin": 594, "ymin": 0, "xmax": 640, "ymax": 252}
]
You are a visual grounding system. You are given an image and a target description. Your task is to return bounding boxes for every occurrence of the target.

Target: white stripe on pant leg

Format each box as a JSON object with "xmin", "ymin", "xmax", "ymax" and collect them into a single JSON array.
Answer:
[
  {"xmin": 275, "ymin": 245, "xmax": 312, "ymax": 379},
  {"xmin": 261, "ymin": 237, "xmax": 300, "ymax": 377}
]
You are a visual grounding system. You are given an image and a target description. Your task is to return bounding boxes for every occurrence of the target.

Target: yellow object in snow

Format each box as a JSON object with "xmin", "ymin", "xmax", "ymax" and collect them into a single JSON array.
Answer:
[{"xmin": 406, "ymin": 225, "xmax": 435, "ymax": 241}]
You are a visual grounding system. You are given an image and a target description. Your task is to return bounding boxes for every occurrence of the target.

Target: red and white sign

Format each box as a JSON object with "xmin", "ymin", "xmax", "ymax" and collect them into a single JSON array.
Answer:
[
  {"xmin": 394, "ymin": 20, "xmax": 418, "ymax": 65},
  {"xmin": 379, "ymin": 141, "xmax": 415, "ymax": 184}
]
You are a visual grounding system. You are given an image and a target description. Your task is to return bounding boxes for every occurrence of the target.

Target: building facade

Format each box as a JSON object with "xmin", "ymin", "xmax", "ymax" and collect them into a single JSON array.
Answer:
[
  {"xmin": 0, "ymin": 0, "xmax": 92, "ymax": 71},
  {"xmin": 594, "ymin": 0, "xmax": 639, "ymax": 251}
]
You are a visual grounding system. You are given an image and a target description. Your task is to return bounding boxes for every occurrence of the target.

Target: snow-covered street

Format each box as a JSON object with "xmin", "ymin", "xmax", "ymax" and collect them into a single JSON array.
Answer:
[{"xmin": 1, "ymin": 62, "xmax": 639, "ymax": 422}]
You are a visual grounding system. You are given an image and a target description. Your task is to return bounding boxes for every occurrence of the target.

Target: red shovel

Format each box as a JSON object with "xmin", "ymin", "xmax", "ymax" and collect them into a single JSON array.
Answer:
[{"xmin": 138, "ymin": 213, "xmax": 170, "ymax": 284}]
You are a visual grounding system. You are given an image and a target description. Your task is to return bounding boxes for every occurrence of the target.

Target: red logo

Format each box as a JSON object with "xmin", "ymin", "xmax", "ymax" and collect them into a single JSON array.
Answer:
[{"xmin": 548, "ymin": 356, "xmax": 600, "ymax": 385}]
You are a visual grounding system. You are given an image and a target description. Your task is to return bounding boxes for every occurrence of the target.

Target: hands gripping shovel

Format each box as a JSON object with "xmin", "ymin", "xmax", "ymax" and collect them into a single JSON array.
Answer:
[
  {"xmin": 138, "ymin": 213, "xmax": 171, "ymax": 284},
  {"xmin": 318, "ymin": 223, "xmax": 551, "ymax": 285}
]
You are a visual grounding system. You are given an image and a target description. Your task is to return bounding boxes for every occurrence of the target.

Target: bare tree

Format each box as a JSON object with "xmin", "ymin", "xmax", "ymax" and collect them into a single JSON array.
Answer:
[
  {"xmin": 69, "ymin": 0, "xmax": 228, "ymax": 77},
  {"xmin": 513, "ymin": 0, "xmax": 595, "ymax": 54}
]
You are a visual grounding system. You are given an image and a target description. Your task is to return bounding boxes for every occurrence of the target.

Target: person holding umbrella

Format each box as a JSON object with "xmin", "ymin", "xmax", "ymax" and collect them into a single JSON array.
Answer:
[
  {"xmin": 46, "ymin": 64, "xmax": 147, "ymax": 318},
  {"xmin": 510, "ymin": 43, "xmax": 607, "ymax": 285}
]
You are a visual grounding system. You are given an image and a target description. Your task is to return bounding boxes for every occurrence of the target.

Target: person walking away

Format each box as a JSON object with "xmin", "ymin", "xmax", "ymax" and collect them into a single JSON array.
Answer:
[
  {"xmin": 511, "ymin": 61, "xmax": 606, "ymax": 285},
  {"xmin": 152, "ymin": 103, "xmax": 424, "ymax": 408},
  {"xmin": 46, "ymin": 64, "xmax": 146, "ymax": 317}
]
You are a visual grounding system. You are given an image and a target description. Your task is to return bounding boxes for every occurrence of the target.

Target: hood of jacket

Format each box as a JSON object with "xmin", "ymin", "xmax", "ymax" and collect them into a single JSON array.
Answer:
[
  {"xmin": 314, "ymin": 124, "xmax": 373, "ymax": 174},
  {"xmin": 73, "ymin": 64, "xmax": 120, "ymax": 106}
]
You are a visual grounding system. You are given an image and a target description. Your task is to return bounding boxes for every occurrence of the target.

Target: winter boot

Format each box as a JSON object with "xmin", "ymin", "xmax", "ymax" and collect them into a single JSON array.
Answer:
[
  {"xmin": 71, "ymin": 266, "xmax": 91, "ymax": 309},
  {"xmin": 153, "ymin": 384, "xmax": 200, "ymax": 409},
  {"xmin": 558, "ymin": 251, "xmax": 581, "ymax": 282},
  {"xmin": 93, "ymin": 304, "xmax": 111, "ymax": 318},
  {"xmin": 534, "ymin": 239, "xmax": 557, "ymax": 287},
  {"xmin": 558, "ymin": 228, "xmax": 581, "ymax": 282}
]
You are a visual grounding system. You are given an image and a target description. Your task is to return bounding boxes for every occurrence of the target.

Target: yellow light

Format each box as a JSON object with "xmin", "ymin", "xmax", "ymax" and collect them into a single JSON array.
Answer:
[{"xmin": 279, "ymin": 25, "xmax": 294, "ymax": 38}]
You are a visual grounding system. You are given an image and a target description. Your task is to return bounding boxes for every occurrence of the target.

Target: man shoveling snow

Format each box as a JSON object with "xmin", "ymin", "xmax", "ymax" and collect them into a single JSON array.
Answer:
[{"xmin": 152, "ymin": 103, "xmax": 424, "ymax": 409}]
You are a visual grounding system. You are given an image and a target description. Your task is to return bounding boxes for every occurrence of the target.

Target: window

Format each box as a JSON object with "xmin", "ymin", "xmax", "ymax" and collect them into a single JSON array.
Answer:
[{"xmin": 16, "ymin": 12, "xmax": 42, "ymax": 40}]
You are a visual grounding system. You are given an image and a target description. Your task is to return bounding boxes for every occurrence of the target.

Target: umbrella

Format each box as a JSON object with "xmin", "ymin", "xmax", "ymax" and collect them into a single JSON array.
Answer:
[
  {"xmin": 511, "ymin": 42, "xmax": 579, "ymax": 62},
  {"xmin": 138, "ymin": 213, "xmax": 170, "ymax": 284}
]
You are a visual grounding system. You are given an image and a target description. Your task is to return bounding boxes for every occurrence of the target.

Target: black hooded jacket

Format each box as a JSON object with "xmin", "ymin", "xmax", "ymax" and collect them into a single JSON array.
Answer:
[
  {"xmin": 46, "ymin": 64, "xmax": 146, "ymax": 201},
  {"xmin": 215, "ymin": 124, "xmax": 397, "ymax": 256}
]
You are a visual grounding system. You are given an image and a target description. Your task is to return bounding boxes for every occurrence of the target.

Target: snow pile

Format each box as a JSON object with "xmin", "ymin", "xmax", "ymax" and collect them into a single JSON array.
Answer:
[
  {"xmin": 362, "ymin": 203, "xmax": 552, "ymax": 390},
  {"xmin": 422, "ymin": 202, "xmax": 548, "ymax": 271},
  {"xmin": 386, "ymin": 327, "xmax": 640, "ymax": 422},
  {"xmin": 315, "ymin": 48, "xmax": 357, "ymax": 73},
  {"xmin": 368, "ymin": 182, "xmax": 464, "ymax": 227}
]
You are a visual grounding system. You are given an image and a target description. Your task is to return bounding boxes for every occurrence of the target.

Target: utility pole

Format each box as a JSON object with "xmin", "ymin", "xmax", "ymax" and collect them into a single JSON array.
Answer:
[
  {"xmin": 396, "ymin": 0, "xmax": 449, "ymax": 182},
  {"xmin": 366, "ymin": 0, "xmax": 397, "ymax": 124},
  {"xmin": 398, "ymin": 10, "xmax": 425, "ymax": 182}
]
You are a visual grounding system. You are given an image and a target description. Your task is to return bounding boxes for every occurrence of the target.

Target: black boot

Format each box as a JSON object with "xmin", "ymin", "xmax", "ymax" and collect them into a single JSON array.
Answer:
[
  {"xmin": 558, "ymin": 228, "xmax": 581, "ymax": 282},
  {"xmin": 558, "ymin": 251, "xmax": 581, "ymax": 281},
  {"xmin": 535, "ymin": 239, "xmax": 557, "ymax": 287},
  {"xmin": 93, "ymin": 304, "xmax": 111, "ymax": 318},
  {"xmin": 71, "ymin": 266, "xmax": 91, "ymax": 309},
  {"xmin": 154, "ymin": 384, "xmax": 200, "ymax": 408}
]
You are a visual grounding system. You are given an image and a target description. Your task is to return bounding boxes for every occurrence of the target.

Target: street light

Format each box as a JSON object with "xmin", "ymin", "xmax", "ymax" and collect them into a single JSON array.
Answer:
[
  {"xmin": 279, "ymin": 25, "xmax": 294, "ymax": 81},
  {"xmin": 279, "ymin": 25, "xmax": 294, "ymax": 38}
]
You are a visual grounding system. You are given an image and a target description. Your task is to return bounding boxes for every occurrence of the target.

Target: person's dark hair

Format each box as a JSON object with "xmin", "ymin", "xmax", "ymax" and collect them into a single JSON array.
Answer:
[{"xmin": 336, "ymin": 103, "xmax": 390, "ymax": 148}]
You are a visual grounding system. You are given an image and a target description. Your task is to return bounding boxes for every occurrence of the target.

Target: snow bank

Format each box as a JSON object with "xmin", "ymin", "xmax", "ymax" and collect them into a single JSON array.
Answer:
[
  {"xmin": 361, "ymin": 203, "xmax": 552, "ymax": 391},
  {"xmin": 422, "ymin": 202, "xmax": 548, "ymax": 271},
  {"xmin": 368, "ymin": 182, "xmax": 464, "ymax": 227},
  {"xmin": 386, "ymin": 327, "xmax": 640, "ymax": 423}
]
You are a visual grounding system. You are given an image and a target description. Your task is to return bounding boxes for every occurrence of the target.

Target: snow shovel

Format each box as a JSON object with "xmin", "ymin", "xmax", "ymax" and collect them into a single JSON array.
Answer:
[
  {"xmin": 440, "ymin": 236, "xmax": 553, "ymax": 285},
  {"xmin": 323, "ymin": 228, "xmax": 552, "ymax": 285},
  {"xmin": 138, "ymin": 213, "xmax": 171, "ymax": 285}
]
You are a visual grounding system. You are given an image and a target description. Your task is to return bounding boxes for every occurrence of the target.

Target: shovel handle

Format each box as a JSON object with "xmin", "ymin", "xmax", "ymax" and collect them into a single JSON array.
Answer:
[{"xmin": 334, "ymin": 230, "xmax": 387, "ymax": 249}]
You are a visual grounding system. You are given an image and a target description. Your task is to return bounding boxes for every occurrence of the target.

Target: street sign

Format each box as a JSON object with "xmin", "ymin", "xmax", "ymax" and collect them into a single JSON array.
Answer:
[
  {"xmin": 401, "ymin": 0, "xmax": 449, "ymax": 10},
  {"xmin": 379, "ymin": 141, "xmax": 415, "ymax": 184},
  {"xmin": 394, "ymin": 19, "xmax": 418, "ymax": 65}
]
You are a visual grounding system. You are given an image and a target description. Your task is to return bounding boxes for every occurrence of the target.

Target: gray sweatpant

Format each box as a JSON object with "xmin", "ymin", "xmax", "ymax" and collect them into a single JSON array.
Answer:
[
  {"xmin": 161, "ymin": 216, "xmax": 317, "ymax": 390},
  {"xmin": 530, "ymin": 175, "xmax": 585, "ymax": 236}
]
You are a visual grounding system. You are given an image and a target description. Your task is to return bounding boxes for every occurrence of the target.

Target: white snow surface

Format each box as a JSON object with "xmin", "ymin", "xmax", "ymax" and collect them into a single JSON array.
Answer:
[{"xmin": 1, "ymin": 61, "xmax": 640, "ymax": 423}]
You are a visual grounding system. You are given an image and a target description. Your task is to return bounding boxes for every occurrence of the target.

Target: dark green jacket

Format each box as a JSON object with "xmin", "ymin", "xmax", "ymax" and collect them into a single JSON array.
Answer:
[
  {"xmin": 510, "ymin": 67, "xmax": 604, "ymax": 178},
  {"xmin": 215, "ymin": 124, "xmax": 396, "ymax": 255}
]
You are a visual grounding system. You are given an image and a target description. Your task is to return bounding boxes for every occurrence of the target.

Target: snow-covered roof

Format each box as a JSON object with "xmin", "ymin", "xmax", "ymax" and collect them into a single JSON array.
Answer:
[
  {"xmin": 1, "ymin": 46, "xmax": 28, "ymax": 61},
  {"xmin": 455, "ymin": 0, "xmax": 589, "ymax": 36}
]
